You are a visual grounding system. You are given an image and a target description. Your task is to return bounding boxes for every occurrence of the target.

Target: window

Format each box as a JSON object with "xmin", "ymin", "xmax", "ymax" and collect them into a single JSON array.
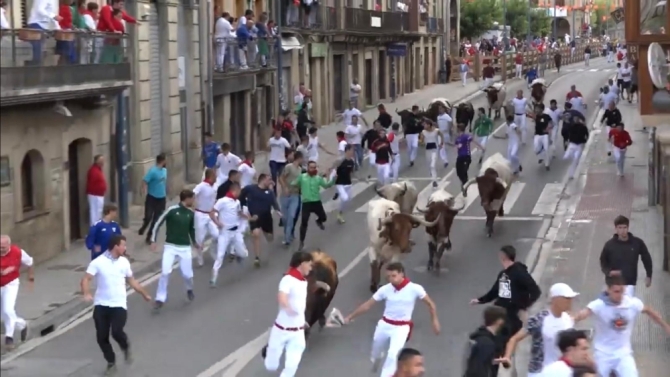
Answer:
[{"xmin": 20, "ymin": 149, "xmax": 45, "ymax": 214}]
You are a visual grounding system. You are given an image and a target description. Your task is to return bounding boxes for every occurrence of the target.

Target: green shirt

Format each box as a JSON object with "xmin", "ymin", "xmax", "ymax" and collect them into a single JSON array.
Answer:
[
  {"xmin": 473, "ymin": 115, "xmax": 494, "ymax": 137},
  {"xmin": 291, "ymin": 173, "xmax": 335, "ymax": 203},
  {"xmin": 71, "ymin": 6, "xmax": 86, "ymax": 29},
  {"xmin": 151, "ymin": 204, "xmax": 196, "ymax": 246}
]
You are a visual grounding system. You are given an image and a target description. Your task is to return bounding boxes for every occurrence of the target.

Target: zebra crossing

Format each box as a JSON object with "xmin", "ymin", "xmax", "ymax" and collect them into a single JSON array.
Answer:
[{"xmin": 351, "ymin": 177, "xmax": 563, "ymax": 221}]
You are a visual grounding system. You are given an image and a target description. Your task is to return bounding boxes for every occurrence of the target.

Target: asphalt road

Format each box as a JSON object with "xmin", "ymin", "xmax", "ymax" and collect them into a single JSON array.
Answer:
[{"xmin": 0, "ymin": 59, "xmax": 616, "ymax": 377}]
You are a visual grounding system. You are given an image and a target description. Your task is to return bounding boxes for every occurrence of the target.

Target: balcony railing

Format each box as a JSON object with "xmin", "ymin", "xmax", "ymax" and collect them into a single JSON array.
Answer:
[
  {"xmin": 420, "ymin": 12, "xmax": 428, "ymax": 26},
  {"xmin": 283, "ymin": 1, "xmax": 342, "ymax": 31},
  {"xmin": 0, "ymin": 29, "xmax": 131, "ymax": 104},
  {"xmin": 344, "ymin": 8, "xmax": 412, "ymax": 33},
  {"xmin": 212, "ymin": 37, "xmax": 277, "ymax": 73}
]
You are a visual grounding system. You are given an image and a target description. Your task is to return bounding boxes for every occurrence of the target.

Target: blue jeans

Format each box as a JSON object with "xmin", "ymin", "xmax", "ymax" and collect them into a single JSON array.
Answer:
[
  {"xmin": 281, "ymin": 194, "xmax": 301, "ymax": 243},
  {"xmin": 353, "ymin": 144, "xmax": 364, "ymax": 168},
  {"xmin": 28, "ymin": 23, "xmax": 46, "ymax": 65},
  {"xmin": 269, "ymin": 160, "xmax": 286, "ymax": 195}
]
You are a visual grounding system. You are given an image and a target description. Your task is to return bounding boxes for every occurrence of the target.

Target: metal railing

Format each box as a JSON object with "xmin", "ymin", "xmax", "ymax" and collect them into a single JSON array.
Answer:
[
  {"xmin": 212, "ymin": 37, "xmax": 277, "ymax": 73},
  {"xmin": 0, "ymin": 29, "xmax": 128, "ymax": 68}
]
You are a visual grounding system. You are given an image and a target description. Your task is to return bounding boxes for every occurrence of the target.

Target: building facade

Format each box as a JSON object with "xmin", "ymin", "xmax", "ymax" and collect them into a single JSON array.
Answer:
[{"xmin": 0, "ymin": 0, "xmax": 203, "ymax": 262}]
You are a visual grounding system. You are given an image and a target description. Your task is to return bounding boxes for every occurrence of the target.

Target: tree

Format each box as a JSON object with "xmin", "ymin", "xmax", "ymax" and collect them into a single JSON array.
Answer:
[
  {"xmin": 498, "ymin": 0, "xmax": 551, "ymax": 39},
  {"xmin": 460, "ymin": 0, "xmax": 503, "ymax": 40},
  {"xmin": 590, "ymin": 0, "xmax": 613, "ymax": 36}
]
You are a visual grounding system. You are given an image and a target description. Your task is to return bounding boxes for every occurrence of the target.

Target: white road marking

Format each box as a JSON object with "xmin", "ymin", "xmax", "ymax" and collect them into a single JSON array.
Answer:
[
  {"xmin": 454, "ymin": 216, "xmax": 543, "ymax": 221},
  {"xmin": 198, "ymin": 246, "xmax": 373, "ymax": 377},
  {"xmin": 532, "ymin": 183, "xmax": 564, "ymax": 215},
  {"xmin": 323, "ymin": 181, "xmax": 374, "ymax": 213},
  {"xmin": 589, "ymin": 69, "xmax": 599, "ymax": 72},
  {"xmin": 365, "ymin": 177, "xmax": 450, "ymax": 182},
  {"xmin": 503, "ymin": 182, "xmax": 525, "ymax": 215},
  {"xmin": 458, "ymin": 184, "xmax": 479, "ymax": 213}
]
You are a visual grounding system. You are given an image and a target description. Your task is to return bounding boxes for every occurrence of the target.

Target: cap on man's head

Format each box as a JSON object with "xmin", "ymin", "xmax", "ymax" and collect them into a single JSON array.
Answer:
[{"xmin": 549, "ymin": 283, "xmax": 579, "ymax": 298}]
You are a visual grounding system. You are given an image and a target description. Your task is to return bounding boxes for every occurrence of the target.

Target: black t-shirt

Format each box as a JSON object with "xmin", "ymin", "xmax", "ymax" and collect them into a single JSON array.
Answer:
[
  {"xmin": 404, "ymin": 115, "xmax": 423, "ymax": 134},
  {"xmin": 216, "ymin": 179, "xmax": 233, "ymax": 200},
  {"xmin": 535, "ymin": 114, "xmax": 553, "ymax": 135},
  {"xmin": 373, "ymin": 140, "xmax": 392, "ymax": 164},
  {"xmin": 335, "ymin": 159, "xmax": 355, "ymax": 185},
  {"xmin": 376, "ymin": 112, "xmax": 392, "ymax": 129},
  {"xmin": 562, "ymin": 109, "xmax": 585, "ymax": 130}
]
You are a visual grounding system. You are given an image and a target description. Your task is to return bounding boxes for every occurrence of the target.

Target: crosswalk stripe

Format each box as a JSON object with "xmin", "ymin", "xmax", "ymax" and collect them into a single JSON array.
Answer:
[
  {"xmin": 325, "ymin": 181, "xmax": 374, "ymax": 213},
  {"xmin": 532, "ymin": 182, "xmax": 564, "ymax": 215},
  {"xmin": 353, "ymin": 180, "xmax": 452, "ymax": 213},
  {"xmin": 589, "ymin": 68, "xmax": 599, "ymax": 72},
  {"xmin": 503, "ymin": 182, "xmax": 525, "ymax": 214},
  {"xmin": 455, "ymin": 184, "xmax": 479, "ymax": 213}
]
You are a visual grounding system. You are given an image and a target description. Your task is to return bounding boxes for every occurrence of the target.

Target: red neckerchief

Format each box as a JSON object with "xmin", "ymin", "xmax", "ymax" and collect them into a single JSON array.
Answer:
[
  {"xmin": 337, "ymin": 136, "xmax": 346, "ymax": 143},
  {"xmin": 392, "ymin": 278, "xmax": 410, "ymax": 291},
  {"xmin": 203, "ymin": 179, "xmax": 214, "ymax": 186},
  {"xmin": 559, "ymin": 357, "xmax": 574, "ymax": 367},
  {"xmin": 242, "ymin": 160, "xmax": 253, "ymax": 167},
  {"xmin": 285, "ymin": 268, "xmax": 306, "ymax": 281},
  {"xmin": 225, "ymin": 191, "xmax": 237, "ymax": 199}
]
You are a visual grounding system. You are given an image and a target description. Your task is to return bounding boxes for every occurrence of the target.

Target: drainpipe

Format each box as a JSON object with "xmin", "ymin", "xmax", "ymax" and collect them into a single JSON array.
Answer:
[
  {"xmin": 276, "ymin": 2, "xmax": 286, "ymax": 112},
  {"xmin": 206, "ymin": 0, "xmax": 214, "ymax": 130},
  {"xmin": 116, "ymin": 91, "xmax": 129, "ymax": 227}
]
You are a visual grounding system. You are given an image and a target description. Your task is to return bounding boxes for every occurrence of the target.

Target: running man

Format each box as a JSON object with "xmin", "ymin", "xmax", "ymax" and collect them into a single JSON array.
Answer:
[
  {"xmin": 533, "ymin": 103, "xmax": 554, "ymax": 171},
  {"xmin": 388, "ymin": 123, "xmax": 402, "ymax": 182},
  {"xmin": 239, "ymin": 174, "xmax": 281, "ymax": 267},
  {"xmin": 1, "ymin": 235, "xmax": 34, "ymax": 348},
  {"xmin": 370, "ymin": 128, "xmax": 393, "ymax": 186},
  {"xmin": 472, "ymin": 107, "xmax": 493, "ymax": 164},
  {"xmin": 436, "ymin": 105, "xmax": 453, "ymax": 168},
  {"xmin": 403, "ymin": 106, "xmax": 424, "ymax": 167},
  {"xmin": 343, "ymin": 262, "xmax": 440, "ymax": 377},
  {"xmin": 215, "ymin": 143, "xmax": 242, "ymax": 190},
  {"xmin": 452, "ymin": 124, "xmax": 484, "ymax": 193},
  {"xmin": 420, "ymin": 120, "xmax": 442, "ymax": 187},
  {"xmin": 504, "ymin": 115, "xmax": 523, "ymax": 175},
  {"xmin": 151, "ymin": 190, "xmax": 198, "ymax": 309},
  {"xmin": 563, "ymin": 111, "xmax": 589, "ymax": 180},
  {"xmin": 331, "ymin": 145, "xmax": 357, "ymax": 224},
  {"xmin": 362, "ymin": 121, "xmax": 382, "ymax": 180},
  {"xmin": 511, "ymin": 90, "xmax": 529, "ymax": 144},
  {"xmin": 291, "ymin": 161, "xmax": 336, "ymax": 251},
  {"xmin": 193, "ymin": 168, "xmax": 219, "ymax": 266}
]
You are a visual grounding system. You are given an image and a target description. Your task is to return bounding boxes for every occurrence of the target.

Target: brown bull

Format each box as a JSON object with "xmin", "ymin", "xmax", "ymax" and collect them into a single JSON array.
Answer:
[
  {"xmin": 416, "ymin": 194, "xmax": 464, "ymax": 273},
  {"xmin": 304, "ymin": 250, "xmax": 339, "ymax": 339},
  {"xmin": 463, "ymin": 166, "xmax": 512, "ymax": 238},
  {"xmin": 455, "ymin": 102, "xmax": 475, "ymax": 129},
  {"xmin": 554, "ymin": 52, "xmax": 562, "ymax": 72},
  {"xmin": 531, "ymin": 84, "xmax": 545, "ymax": 105}
]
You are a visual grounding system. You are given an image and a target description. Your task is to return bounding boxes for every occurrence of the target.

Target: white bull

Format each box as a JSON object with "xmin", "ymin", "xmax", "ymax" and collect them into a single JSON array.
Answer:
[
  {"xmin": 366, "ymin": 197, "xmax": 438, "ymax": 291},
  {"xmin": 463, "ymin": 154, "xmax": 515, "ymax": 237},
  {"xmin": 374, "ymin": 180, "xmax": 419, "ymax": 214}
]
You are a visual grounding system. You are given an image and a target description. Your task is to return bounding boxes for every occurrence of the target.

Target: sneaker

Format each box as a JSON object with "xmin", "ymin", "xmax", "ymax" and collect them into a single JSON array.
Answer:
[
  {"xmin": 123, "ymin": 346, "xmax": 133, "ymax": 364},
  {"xmin": 187, "ymin": 290, "xmax": 195, "ymax": 301},
  {"xmin": 337, "ymin": 214, "xmax": 345, "ymax": 224},
  {"xmin": 409, "ymin": 161, "xmax": 414, "ymax": 167},
  {"xmin": 432, "ymin": 181, "xmax": 438, "ymax": 188},
  {"xmin": 332, "ymin": 192, "xmax": 339, "ymax": 200},
  {"xmin": 104, "ymin": 363, "xmax": 117, "ymax": 376},
  {"xmin": 607, "ymin": 151, "xmax": 611, "ymax": 156},
  {"xmin": 153, "ymin": 301, "xmax": 164, "ymax": 311},
  {"xmin": 316, "ymin": 221, "xmax": 325, "ymax": 230},
  {"xmin": 20, "ymin": 326, "xmax": 28, "ymax": 342},
  {"xmin": 443, "ymin": 162, "xmax": 449, "ymax": 168},
  {"xmin": 545, "ymin": 166, "xmax": 550, "ymax": 171},
  {"xmin": 538, "ymin": 159, "xmax": 543, "ymax": 164},
  {"xmin": 298, "ymin": 242, "xmax": 305, "ymax": 251},
  {"xmin": 196, "ymin": 254, "xmax": 204, "ymax": 267},
  {"xmin": 254, "ymin": 257, "xmax": 261, "ymax": 267}
]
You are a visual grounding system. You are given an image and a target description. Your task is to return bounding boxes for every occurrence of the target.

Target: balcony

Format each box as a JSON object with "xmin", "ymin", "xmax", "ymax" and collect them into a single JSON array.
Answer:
[
  {"xmin": 283, "ymin": 1, "xmax": 343, "ymax": 32},
  {"xmin": 343, "ymin": 8, "xmax": 414, "ymax": 34},
  {"xmin": 427, "ymin": 17, "xmax": 444, "ymax": 34},
  {"xmin": 212, "ymin": 37, "xmax": 277, "ymax": 96},
  {"xmin": 0, "ymin": 29, "xmax": 132, "ymax": 107}
]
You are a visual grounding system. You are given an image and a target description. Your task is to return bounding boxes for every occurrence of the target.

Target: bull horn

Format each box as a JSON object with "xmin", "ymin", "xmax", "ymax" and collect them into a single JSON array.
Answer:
[
  {"xmin": 416, "ymin": 207, "xmax": 427, "ymax": 214},
  {"xmin": 411, "ymin": 213, "xmax": 441, "ymax": 227},
  {"xmin": 315, "ymin": 281, "xmax": 331, "ymax": 293},
  {"xmin": 401, "ymin": 182, "xmax": 408, "ymax": 195},
  {"xmin": 462, "ymin": 178, "xmax": 477, "ymax": 195},
  {"xmin": 495, "ymin": 177, "xmax": 508, "ymax": 190},
  {"xmin": 395, "ymin": 108, "xmax": 400, "ymax": 114},
  {"xmin": 375, "ymin": 185, "xmax": 386, "ymax": 198},
  {"xmin": 449, "ymin": 198, "xmax": 466, "ymax": 212},
  {"xmin": 377, "ymin": 216, "xmax": 394, "ymax": 231}
]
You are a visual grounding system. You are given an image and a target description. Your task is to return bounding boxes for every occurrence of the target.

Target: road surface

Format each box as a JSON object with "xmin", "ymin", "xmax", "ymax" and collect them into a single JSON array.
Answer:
[{"xmin": 0, "ymin": 60, "xmax": 616, "ymax": 377}]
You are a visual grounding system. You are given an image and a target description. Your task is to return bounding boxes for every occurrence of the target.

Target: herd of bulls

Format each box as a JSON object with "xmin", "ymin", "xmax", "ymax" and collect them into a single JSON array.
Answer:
[{"xmin": 299, "ymin": 154, "xmax": 516, "ymax": 340}]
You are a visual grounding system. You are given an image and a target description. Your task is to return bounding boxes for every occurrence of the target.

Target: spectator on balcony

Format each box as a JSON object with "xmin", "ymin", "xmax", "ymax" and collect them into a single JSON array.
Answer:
[
  {"xmin": 27, "ymin": 0, "xmax": 63, "ymax": 65},
  {"xmin": 1, "ymin": 0, "xmax": 9, "ymax": 30},
  {"xmin": 302, "ymin": 0, "xmax": 318, "ymax": 28},
  {"xmin": 80, "ymin": 2, "xmax": 99, "ymax": 64},
  {"xmin": 255, "ymin": 13, "xmax": 269, "ymax": 67},
  {"xmin": 239, "ymin": 9, "xmax": 253, "ymax": 32},
  {"xmin": 286, "ymin": 0, "xmax": 300, "ymax": 26},
  {"xmin": 98, "ymin": 0, "xmax": 136, "ymax": 64},
  {"xmin": 236, "ymin": 18, "xmax": 253, "ymax": 70},
  {"xmin": 214, "ymin": 12, "xmax": 233, "ymax": 72},
  {"xmin": 56, "ymin": 0, "xmax": 76, "ymax": 65}
]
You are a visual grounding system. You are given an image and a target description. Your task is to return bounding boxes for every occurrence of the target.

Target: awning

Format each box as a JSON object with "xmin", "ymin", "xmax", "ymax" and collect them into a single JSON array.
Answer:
[{"xmin": 281, "ymin": 36, "xmax": 303, "ymax": 51}]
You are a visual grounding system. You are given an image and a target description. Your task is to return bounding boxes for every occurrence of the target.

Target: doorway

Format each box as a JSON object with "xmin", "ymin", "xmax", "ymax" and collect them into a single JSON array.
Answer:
[
  {"xmin": 378, "ymin": 50, "xmax": 386, "ymax": 100},
  {"xmin": 333, "ymin": 54, "xmax": 344, "ymax": 111},
  {"xmin": 67, "ymin": 138, "xmax": 93, "ymax": 240},
  {"xmin": 424, "ymin": 47, "xmax": 429, "ymax": 86},
  {"xmin": 364, "ymin": 58, "xmax": 373, "ymax": 106},
  {"xmin": 229, "ymin": 92, "xmax": 246, "ymax": 155},
  {"xmin": 414, "ymin": 47, "xmax": 420, "ymax": 89}
]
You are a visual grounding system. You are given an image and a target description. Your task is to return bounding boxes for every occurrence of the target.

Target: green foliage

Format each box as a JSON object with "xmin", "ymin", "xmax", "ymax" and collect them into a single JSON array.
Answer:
[
  {"xmin": 499, "ymin": 0, "xmax": 552, "ymax": 39},
  {"xmin": 590, "ymin": 0, "xmax": 611, "ymax": 35},
  {"xmin": 459, "ymin": 0, "xmax": 503, "ymax": 40}
]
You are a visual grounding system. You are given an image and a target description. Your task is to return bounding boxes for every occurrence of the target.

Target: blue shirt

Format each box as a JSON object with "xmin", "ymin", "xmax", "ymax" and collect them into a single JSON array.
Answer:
[
  {"xmin": 202, "ymin": 141, "xmax": 220, "ymax": 168},
  {"xmin": 85, "ymin": 220, "xmax": 122, "ymax": 260},
  {"xmin": 525, "ymin": 69, "xmax": 537, "ymax": 84},
  {"xmin": 455, "ymin": 134, "xmax": 473, "ymax": 157},
  {"xmin": 144, "ymin": 166, "xmax": 167, "ymax": 199}
]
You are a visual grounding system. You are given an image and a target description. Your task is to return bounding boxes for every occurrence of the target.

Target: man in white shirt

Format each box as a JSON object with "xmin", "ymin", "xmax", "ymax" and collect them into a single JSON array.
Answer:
[
  {"xmin": 341, "ymin": 102, "xmax": 362, "ymax": 128},
  {"xmin": 350, "ymin": 78, "xmax": 362, "ymax": 108},
  {"xmin": 568, "ymin": 95, "xmax": 586, "ymax": 116},
  {"xmin": 388, "ymin": 123, "xmax": 402, "ymax": 181},
  {"xmin": 505, "ymin": 114, "xmax": 523, "ymax": 174},
  {"xmin": 343, "ymin": 262, "xmax": 441, "ymax": 377},
  {"xmin": 619, "ymin": 62, "xmax": 632, "ymax": 99},
  {"xmin": 502, "ymin": 283, "xmax": 579, "ymax": 376},
  {"xmin": 193, "ymin": 168, "xmax": 219, "ymax": 266},
  {"xmin": 27, "ymin": 0, "xmax": 62, "ymax": 64},
  {"xmin": 545, "ymin": 100, "xmax": 563, "ymax": 155},
  {"xmin": 209, "ymin": 182, "xmax": 254, "ymax": 286},
  {"xmin": 262, "ymin": 251, "xmax": 314, "ymax": 377},
  {"xmin": 215, "ymin": 143, "xmax": 242, "ymax": 190},
  {"xmin": 267, "ymin": 130, "xmax": 291, "ymax": 193},
  {"xmin": 80, "ymin": 234, "xmax": 151, "ymax": 374},
  {"xmin": 1, "ymin": 1, "xmax": 11, "ymax": 29},
  {"xmin": 1, "ymin": 235, "xmax": 34, "ymax": 348},
  {"xmin": 436, "ymin": 105, "xmax": 453, "ymax": 168},
  {"xmin": 572, "ymin": 276, "xmax": 670, "ymax": 377},
  {"xmin": 214, "ymin": 12, "xmax": 233, "ymax": 71},
  {"xmin": 540, "ymin": 329, "xmax": 593, "ymax": 377},
  {"xmin": 293, "ymin": 83, "xmax": 306, "ymax": 110},
  {"xmin": 345, "ymin": 115, "xmax": 366, "ymax": 168},
  {"xmin": 511, "ymin": 90, "xmax": 529, "ymax": 144}
]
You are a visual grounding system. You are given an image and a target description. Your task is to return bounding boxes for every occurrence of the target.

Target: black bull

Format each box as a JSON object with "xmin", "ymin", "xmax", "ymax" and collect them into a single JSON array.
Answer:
[
  {"xmin": 466, "ymin": 169, "xmax": 509, "ymax": 237},
  {"xmin": 554, "ymin": 53, "xmax": 562, "ymax": 72},
  {"xmin": 455, "ymin": 103, "xmax": 475, "ymax": 129},
  {"xmin": 304, "ymin": 256, "xmax": 339, "ymax": 338}
]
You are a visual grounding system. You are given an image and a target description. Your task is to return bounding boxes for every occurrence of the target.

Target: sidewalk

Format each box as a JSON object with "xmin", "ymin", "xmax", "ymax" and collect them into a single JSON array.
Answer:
[{"xmin": 514, "ymin": 101, "xmax": 670, "ymax": 375}]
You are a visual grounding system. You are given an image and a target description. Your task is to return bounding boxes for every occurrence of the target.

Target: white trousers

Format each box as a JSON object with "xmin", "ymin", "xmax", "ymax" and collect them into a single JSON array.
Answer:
[
  {"xmin": 195, "ymin": 211, "xmax": 219, "ymax": 246},
  {"xmin": 239, "ymin": 206, "xmax": 250, "ymax": 234},
  {"xmin": 390, "ymin": 154, "xmax": 400, "ymax": 182},
  {"xmin": 336, "ymin": 185, "xmax": 352, "ymax": 212},
  {"xmin": 87, "ymin": 194, "xmax": 104, "ymax": 226},
  {"xmin": 238, "ymin": 47, "xmax": 248, "ymax": 67},
  {"xmin": 368, "ymin": 152, "xmax": 377, "ymax": 178},
  {"xmin": 213, "ymin": 228, "xmax": 248, "ymax": 278},
  {"xmin": 571, "ymin": 47, "xmax": 575, "ymax": 57},
  {"xmin": 613, "ymin": 147, "xmax": 627, "ymax": 175},
  {"xmin": 264, "ymin": 325, "xmax": 306, "ymax": 377},
  {"xmin": 563, "ymin": 142, "xmax": 584, "ymax": 178},
  {"xmin": 376, "ymin": 164, "xmax": 391, "ymax": 186},
  {"xmin": 438, "ymin": 132, "xmax": 450, "ymax": 164},
  {"xmin": 606, "ymin": 126, "xmax": 613, "ymax": 153},
  {"xmin": 594, "ymin": 351, "xmax": 638, "ymax": 377},
  {"xmin": 405, "ymin": 134, "xmax": 419, "ymax": 162},
  {"xmin": 214, "ymin": 173, "xmax": 229, "ymax": 191},
  {"xmin": 426, "ymin": 149, "xmax": 437, "ymax": 180},
  {"xmin": 1, "ymin": 279, "xmax": 26, "ymax": 339},
  {"xmin": 215, "ymin": 40, "xmax": 226, "ymax": 68},
  {"xmin": 584, "ymin": 53, "xmax": 590, "ymax": 66},
  {"xmin": 507, "ymin": 141, "xmax": 520, "ymax": 173},
  {"xmin": 370, "ymin": 319, "xmax": 411, "ymax": 377},
  {"xmin": 607, "ymin": 51, "xmax": 614, "ymax": 62},
  {"xmin": 460, "ymin": 71, "xmax": 468, "ymax": 85},
  {"xmin": 515, "ymin": 63, "xmax": 522, "ymax": 78},
  {"xmin": 533, "ymin": 134, "xmax": 550, "ymax": 166},
  {"xmin": 155, "ymin": 244, "xmax": 194, "ymax": 303},
  {"xmin": 514, "ymin": 114, "xmax": 527, "ymax": 143}
]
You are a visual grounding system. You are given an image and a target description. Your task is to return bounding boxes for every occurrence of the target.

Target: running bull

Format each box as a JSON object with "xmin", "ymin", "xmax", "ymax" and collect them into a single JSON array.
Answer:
[
  {"xmin": 367, "ymin": 198, "xmax": 439, "ymax": 292},
  {"xmin": 482, "ymin": 83, "xmax": 507, "ymax": 120},
  {"xmin": 454, "ymin": 102, "xmax": 475, "ymax": 130},
  {"xmin": 416, "ymin": 190, "xmax": 464, "ymax": 273},
  {"xmin": 304, "ymin": 250, "xmax": 339, "ymax": 339},
  {"xmin": 530, "ymin": 78, "xmax": 548, "ymax": 109},
  {"xmin": 374, "ymin": 180, "xmax": 419, "ymax": 214},
  {"xmin": 462, "ymin": 154, "xmax": 515, "ymax": 237}
]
